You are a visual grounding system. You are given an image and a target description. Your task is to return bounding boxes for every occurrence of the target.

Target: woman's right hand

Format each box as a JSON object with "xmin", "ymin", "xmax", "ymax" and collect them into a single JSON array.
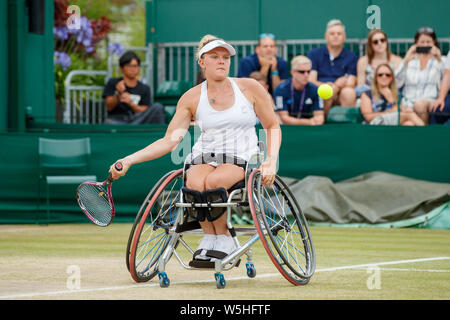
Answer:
[
  {"xmin": 109, "ymin": 159, "xmax": 130, "ymax": 180},
  {"xmin": 404, "ymin": 44, "xmax": 417, "ymax": 63},
  {"xmin": 379, "ymin": 87, "xmax": 395, "ymax": 103}
]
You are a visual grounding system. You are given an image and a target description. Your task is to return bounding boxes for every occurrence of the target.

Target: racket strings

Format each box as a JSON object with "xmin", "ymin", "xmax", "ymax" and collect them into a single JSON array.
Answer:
[{"xmin": 77, "ymin": 184, "xmax": 112, "ymax": 226}]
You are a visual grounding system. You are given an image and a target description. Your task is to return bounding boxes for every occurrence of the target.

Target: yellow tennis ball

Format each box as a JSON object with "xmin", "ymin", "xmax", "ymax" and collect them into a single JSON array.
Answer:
[{"xmin": 317, "ymin": 84, "xmax": 334, "ymax": 100}]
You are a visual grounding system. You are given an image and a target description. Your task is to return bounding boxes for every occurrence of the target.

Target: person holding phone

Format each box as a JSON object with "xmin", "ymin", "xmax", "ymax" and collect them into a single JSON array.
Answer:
[
  {"xmin": 396, "ymin": 26, "xmax": 444, "ymax": 124},
  {"xmin": 429, "ymin": 51, "xmax": 450, "ymax": 125}
]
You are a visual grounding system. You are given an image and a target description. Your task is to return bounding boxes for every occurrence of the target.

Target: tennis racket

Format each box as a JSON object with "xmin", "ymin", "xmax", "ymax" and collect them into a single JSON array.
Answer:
[{"xmin": 76, "ymin": 162, "xmax": 123, "ymax": 227}]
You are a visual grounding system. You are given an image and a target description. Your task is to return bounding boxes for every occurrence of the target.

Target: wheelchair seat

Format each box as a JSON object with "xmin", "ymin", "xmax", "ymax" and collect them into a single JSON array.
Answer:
[
  {"xmin": 126, "ymin": 143, "xmax": 316, "ymax": 289},
  {"xmin": 228, "ymin": 180, "xmax": 245, "ymax": 192}
]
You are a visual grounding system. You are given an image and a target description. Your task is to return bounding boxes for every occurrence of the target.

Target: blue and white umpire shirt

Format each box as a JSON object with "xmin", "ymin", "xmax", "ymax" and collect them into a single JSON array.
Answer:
[{"xmin": 273, "ymin": 78, "xmax": 322, "ymax": 118}]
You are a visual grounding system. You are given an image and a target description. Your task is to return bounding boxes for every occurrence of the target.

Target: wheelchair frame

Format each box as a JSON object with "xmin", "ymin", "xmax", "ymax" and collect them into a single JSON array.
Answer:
[{"xmin": 126, "ymin": 148, "xmax": 316, "ymax": 289}]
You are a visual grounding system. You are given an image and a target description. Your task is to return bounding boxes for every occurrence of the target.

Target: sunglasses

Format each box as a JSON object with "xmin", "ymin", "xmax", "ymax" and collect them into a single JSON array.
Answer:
[
  {"xmin": 417, "ymin": 27, "xmax": 435, "ymax": 34},
  {"xmin": 377, "ymin": 72, "xmax": 392, "ymax": 78},
  {"xmin": 372, "ymin": 38, "xmax": 386, "ymax": 45},
  {"xmin": 294, "ymin": 69, "xmax": 311, "ymax": 74},
  {"xmin": 259, "ymin": 33, "xmax": 275, "ymax": 39}
]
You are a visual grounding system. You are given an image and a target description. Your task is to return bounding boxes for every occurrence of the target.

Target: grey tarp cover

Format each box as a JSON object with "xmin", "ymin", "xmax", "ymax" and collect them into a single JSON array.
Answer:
[{"xmin": 282, "ymin": 171, "xmax": 450, "ymax": 224}]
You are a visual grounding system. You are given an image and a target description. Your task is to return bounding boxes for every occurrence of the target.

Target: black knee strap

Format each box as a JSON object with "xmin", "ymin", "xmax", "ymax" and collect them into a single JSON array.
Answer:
[
  {"xmin": 182, "ymin": 187, "xmax": 228, "ymax": 222},
  {"xmin": 203, "ymin": 187, "xmax": 228, "ymax": 222},
  {"xmin": 182, "ymin": 187, "xmax": 206, "ymax": 222}
]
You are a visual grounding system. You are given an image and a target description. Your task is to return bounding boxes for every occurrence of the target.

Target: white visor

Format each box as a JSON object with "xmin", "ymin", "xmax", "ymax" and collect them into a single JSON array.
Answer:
[{"xmin": 198, "ymin": 40, "xmax": 236, "ymax": 59}]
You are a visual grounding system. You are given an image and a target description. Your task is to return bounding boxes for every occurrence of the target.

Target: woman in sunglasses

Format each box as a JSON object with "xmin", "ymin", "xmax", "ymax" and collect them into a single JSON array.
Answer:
[
  {"xmin": 360, "ymin": 63, "xmax": 424, "ymax": 126},
  {"xmin": 356, "ymin": 29, "xmax": 402, "ymax": 97},
  {"xmin": 396, "ymin": 26, "xmax": 444, "ymax": 124}
]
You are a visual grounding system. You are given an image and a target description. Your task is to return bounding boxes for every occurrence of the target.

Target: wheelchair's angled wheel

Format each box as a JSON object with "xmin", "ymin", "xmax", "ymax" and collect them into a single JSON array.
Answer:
[
  {"xmin": 214, "ymin": 272, "xmax": 226, "ymax": 289},
  {"xmin": 158, "ymin": 272, "xmax": 170, "ymax": 288},
  {"xmin": 129, "ymin": 169, "xmax": 184, "ymax": 282},
  {"xmin": 245, "ymin": 262, "xmax": 257, "ymax": 278},
  {"xmin": 126, "ymin": 170, "xmax": 175, "ymax": 272},
  {"xmin": 248, "ymin": 171, "xmax": 316, "ymax": 286}
]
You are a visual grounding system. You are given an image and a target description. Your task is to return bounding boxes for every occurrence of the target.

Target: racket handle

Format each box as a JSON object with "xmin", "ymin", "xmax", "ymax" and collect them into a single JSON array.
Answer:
[
  {"xmin": 114, "ymin": 161, "xmax": 123, "ymax": 171},
  {"xmin": 107, "ymin": 161, "xmax": 123, "ymax": 183}
]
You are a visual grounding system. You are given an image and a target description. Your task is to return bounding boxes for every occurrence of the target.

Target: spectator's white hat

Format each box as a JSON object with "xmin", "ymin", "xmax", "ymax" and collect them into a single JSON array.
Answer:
[{"xmin": 198, "ymin": 40, "xmax": 236, "ymax": 59}]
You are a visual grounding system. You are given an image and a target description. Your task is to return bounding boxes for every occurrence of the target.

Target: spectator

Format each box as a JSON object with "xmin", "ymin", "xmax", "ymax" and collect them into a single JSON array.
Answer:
[
  {"xmin": 238, "ymin": 33, "xmax": 289, "ymax": 94},
  {"xmin": 249, "ymin": 71, "xmax": 281, "ymax": 123},
  {"xmin": 429, "ymin": 51, "xmax": 450, "ymax": 125},
  {"xmin": 356, "ymin": 29, "xmax": 402, "ymax": 97},
  {"xmin": 396, "ymin": 26, "xmax": 444, "ymax": 124},
  {"xmin": 360, "ymin": 63, "xmax": 424, "ymax": 126},
  {"xmin": 103, "ymin": 51, "xmax": 165, "ymax": 124},
  {"xmin": 273, "ymin": 55, "xmax": 324, "ymax": 125},
  {"xmin": 249, "ymin": 71, "xmax": 269, "ymax": 91},
  {"xmin": 196, "ymin": 69, "xmax": 206, "ymax": 85},
  {"xmin": 308, "ymin": 19, "xmax": 358, "ymax": 113}
]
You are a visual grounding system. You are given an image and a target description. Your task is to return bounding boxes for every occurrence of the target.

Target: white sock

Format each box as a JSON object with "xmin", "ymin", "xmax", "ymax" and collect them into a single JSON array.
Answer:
[
  {"xmin": 195, "ymin": 234, "xmax": 216, "ymax": 260},
  {"xmin": 214, "ymin": 234, "xmax": 235, "ymax": 254}
]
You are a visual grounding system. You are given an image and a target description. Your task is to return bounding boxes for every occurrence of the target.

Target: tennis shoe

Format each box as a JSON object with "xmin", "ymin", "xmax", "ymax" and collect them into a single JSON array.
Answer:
[
  {"xmin": 213, "ymin": 234, "xmax": 236, "ymax": 256},
  {"xmin": 195, "ymin": 234, "xmax": 216, "ymax": 260}
]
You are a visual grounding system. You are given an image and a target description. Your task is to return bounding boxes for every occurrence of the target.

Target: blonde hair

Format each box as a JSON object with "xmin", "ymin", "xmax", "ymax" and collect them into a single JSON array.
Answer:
[
  {"xmin": 196, "ymin": 34, "xmax": 222, "ymax": 60},
  {"xmin": 291, "ymin": 55, "xmax": 312, "ymax": 70},
  {"xmin": 371, "ymin": 63, "xmax": 398, "ymax": 102}
]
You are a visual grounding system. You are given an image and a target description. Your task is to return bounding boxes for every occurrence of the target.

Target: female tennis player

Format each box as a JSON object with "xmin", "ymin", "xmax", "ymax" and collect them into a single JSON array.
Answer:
[{"xmin": 109, "ymin": 34, "xmax": 281, "ymax": 263}]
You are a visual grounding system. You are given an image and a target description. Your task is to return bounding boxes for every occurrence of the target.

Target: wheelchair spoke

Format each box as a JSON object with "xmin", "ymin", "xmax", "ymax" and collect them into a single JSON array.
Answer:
[
  {"xmin": 137, "ymin": 230, "xmax": 165, "ymax": 250},
  {"xmin": 136, "ymin": 232, "xmax": 167, "ymax": 269},
  {"xmin": 249, "ymin": 171, "xmax": 315, "ymax": 285},
  {"xmin": 130, "ymin": 169, "xmax": 184, "ymax": 283}
]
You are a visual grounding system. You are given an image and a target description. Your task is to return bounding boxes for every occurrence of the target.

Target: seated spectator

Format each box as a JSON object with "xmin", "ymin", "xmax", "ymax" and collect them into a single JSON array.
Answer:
[
  {"xmin": 273, "ymin": 55, "xmax": 324, "ymax": 125},
  {"xmin": 195, "ymin": 69, "xmax": 205, "ymax": 85},
  {"xmin": 307, "ymin": 19, "xmax": 358, "ymax": 113},
  {"xmin": 429, "ymin": 51, "xmax": 450, "ymax": 125},
  {"xmin": 356, "ymin": 29, "xmax": 402, "ymax": 97},
  {"xmin": 238, "ymin": 33, "xmax": 289, "ymax": 94},
  {"xmin": 360, "ymin": 63, "xmax": 424, "ymax": 126},
  {"xmin": 249, "ymin": 71, "xmax": 281, "ymax": 123},
  {"xmin": 103, "ymin": 51, "xmax": 165, "ymax": 124},
  {"xmin": 249, "ymin": 71, "xmax": 269, "ymax": 91},
  {"xmin": 396, "ymin": 26, "xmax": 444, "ymax": 124}
]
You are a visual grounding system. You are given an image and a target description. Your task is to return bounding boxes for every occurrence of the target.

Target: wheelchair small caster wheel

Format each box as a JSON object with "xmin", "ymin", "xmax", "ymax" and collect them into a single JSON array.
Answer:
[
  {"xmin": 214, "ymin": 272, "xmax": 226, "ymax": 289},
  {"xmin": 246, "ymin": 262, "xmax": 256, "ymax": 278},
  {"xmin": 158, "ymin": 272, "xmax": 170, "ymax": 288}
]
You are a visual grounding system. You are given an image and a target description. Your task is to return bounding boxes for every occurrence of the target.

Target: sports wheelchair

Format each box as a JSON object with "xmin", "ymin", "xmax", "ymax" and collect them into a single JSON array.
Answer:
[{"xmin": 125, "ymin": 147, "xmax": 316, "ymax": 289}]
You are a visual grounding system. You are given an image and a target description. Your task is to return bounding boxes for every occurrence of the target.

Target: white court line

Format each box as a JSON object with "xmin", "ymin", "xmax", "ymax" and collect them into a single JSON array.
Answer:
[
  {"xmin": 0, "ymin": 256, "xmax": 448, "ymax": 299},
  {"xmin": 0, "ymin": 227, "xmax": 43, "ymax": 233},
  {"xmin": 359, "ymin": 267, "xmax": 450, "ymax": 273}
]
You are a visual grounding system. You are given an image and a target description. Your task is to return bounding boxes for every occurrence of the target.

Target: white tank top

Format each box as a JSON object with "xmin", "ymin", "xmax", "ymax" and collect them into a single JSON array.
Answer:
[{"xmin": 192, "ymin": 78, "xmax": 259, "ymax": 161}]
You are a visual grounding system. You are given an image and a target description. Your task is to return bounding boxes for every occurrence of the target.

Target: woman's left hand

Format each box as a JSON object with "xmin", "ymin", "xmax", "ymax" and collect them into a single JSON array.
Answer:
[
  {"xmin": 259, "ymin": 157, "xmax": 277, "ymax": 186},
  {"xmin": 430, "ymin": 45, "xmax": 441, "ymax": 61}
]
